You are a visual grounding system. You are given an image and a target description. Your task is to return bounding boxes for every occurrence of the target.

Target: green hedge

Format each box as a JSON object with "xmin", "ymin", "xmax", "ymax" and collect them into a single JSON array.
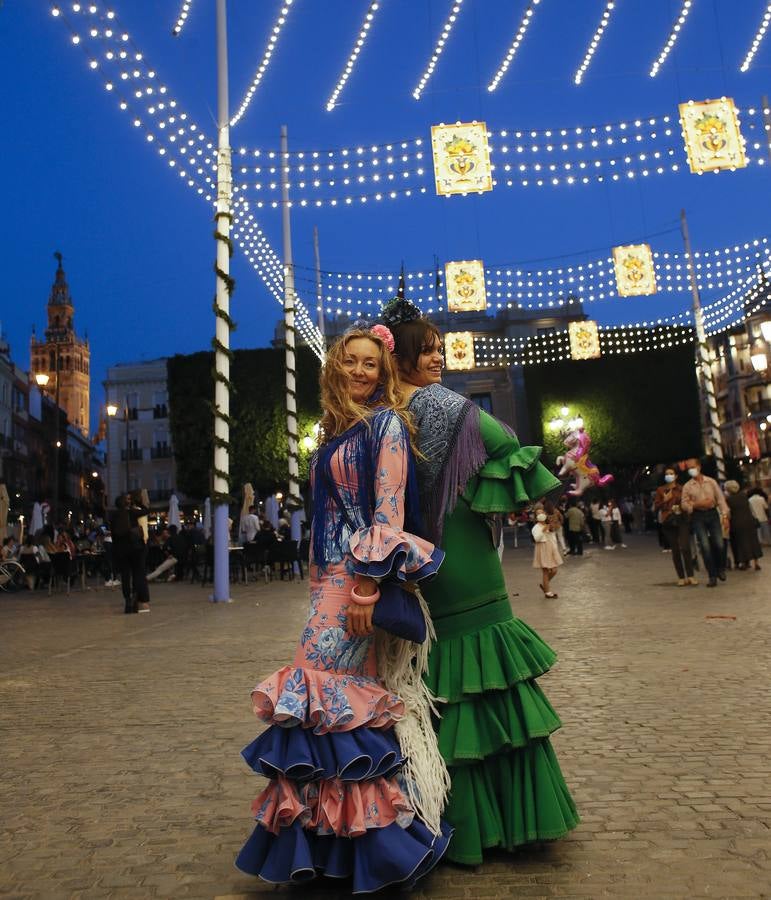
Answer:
[{"xmin": 524, "ymin": 342, "xmax": 703, "ymax": 468}]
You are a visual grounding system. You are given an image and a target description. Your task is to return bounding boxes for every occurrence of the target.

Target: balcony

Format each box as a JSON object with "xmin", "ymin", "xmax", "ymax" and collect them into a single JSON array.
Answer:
[
  {"xmin": 153, "ymin": 404, "xmax": 168, "ymax": 419},
  {"xmin": 151, "ymin": 445, "xmax": 172, "ymax": 459},
  {"xmin": 120, "ymin": 448, "xmax": 144, "ymax": 461}
]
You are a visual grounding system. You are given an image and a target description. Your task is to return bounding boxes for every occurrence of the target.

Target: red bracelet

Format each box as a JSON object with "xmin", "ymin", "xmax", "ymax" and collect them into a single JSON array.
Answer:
[{"xmin": 350, "ymin": 584, "xmax": 380, "ymax": 606}]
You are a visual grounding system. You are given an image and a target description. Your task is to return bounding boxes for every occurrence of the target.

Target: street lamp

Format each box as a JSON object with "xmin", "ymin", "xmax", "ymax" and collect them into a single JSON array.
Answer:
[
  {"xmin": 760, "ymin": 320, "xmax": 771, "ymax": 344},
  {"xmin": 106, "ymin": 401, "xmax": 130, "ymax": 493},
  {"xmin": 34, "ymin": 358, "xmax": 61, "ymax": 526}
]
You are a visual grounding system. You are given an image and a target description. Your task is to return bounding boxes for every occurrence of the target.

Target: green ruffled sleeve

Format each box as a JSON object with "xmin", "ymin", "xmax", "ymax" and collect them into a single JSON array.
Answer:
[{"xmin": 464, "ymin": 410, "xmax": 561, "ymax": 513}]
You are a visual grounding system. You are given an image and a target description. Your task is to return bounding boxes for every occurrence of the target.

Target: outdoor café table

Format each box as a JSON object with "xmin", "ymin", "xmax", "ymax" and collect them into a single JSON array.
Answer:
[
  {"xmin": 228, "ymin": 545, "xmax": 247, "ymax": 584},
  {"xmin": 76, "ymin": 552, "xmax": 104, "ymax": 590}
]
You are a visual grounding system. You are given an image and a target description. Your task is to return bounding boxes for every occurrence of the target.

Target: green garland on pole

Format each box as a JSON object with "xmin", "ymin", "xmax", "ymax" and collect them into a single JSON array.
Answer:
[{"xmin": 212, "ymin": 210, "xmax": 236, "ymax": 505}]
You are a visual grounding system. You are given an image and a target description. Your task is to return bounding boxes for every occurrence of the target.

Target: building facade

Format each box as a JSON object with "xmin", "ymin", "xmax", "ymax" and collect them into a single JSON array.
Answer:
[
  {"xmin": 103, "ymin": 359, "xmax": 181, "ymax": 508},
  {"xmin": 29, "ymin": 253, "xmax": 91, "ymax": 438},
  {"xmin": 707, "ymin": 305, "xmax": 771, "ymax": 488}
]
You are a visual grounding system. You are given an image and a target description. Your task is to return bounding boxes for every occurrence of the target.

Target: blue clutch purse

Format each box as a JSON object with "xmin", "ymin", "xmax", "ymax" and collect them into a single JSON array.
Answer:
[{"xmin": 372, "ymin": 581, "xmax": 427, "ymax": 643}]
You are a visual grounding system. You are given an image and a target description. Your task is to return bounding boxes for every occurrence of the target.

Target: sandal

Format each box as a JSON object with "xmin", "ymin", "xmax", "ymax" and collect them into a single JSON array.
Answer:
[{"xmin": 544, "ymin": 591, "xmax": 558, "ymax": 598}]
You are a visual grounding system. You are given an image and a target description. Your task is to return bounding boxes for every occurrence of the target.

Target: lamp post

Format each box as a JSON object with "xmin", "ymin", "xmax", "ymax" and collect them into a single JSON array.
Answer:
[
  {"xmin": 106, "ymin": 401, "xmax": 130, "ymax": 494},
  {"xmin": 35, "ymin": 354, "xmax": 61, "ymax": 526}
]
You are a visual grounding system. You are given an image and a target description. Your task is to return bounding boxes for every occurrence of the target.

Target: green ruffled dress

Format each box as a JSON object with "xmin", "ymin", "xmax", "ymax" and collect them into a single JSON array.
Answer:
[{"xmin": 421, "ymin": 409, "xmax": 580, "ymax": 865}]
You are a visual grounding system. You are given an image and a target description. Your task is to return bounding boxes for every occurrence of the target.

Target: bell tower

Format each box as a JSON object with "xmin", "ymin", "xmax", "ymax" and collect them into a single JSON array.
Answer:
[{"xmin": 30, "ymin": 253, "xmax": 91, "ymax": 437}]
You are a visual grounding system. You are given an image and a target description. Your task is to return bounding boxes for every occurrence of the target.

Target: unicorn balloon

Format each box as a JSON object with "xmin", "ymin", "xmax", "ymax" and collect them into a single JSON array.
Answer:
[{"xmin": 555, "ymin": 426, "xmax": 614, "ymax": 496}]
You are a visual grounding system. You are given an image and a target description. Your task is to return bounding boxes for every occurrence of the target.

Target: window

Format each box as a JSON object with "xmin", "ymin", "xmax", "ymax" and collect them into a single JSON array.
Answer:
[
  {"xmin": 126, "ymin": 391, "xmax": 139, "ymax": 419},
  {"xmin": 153, "ymin": 390, "xmax": 168, "ymax": 419},
  {"xmin": 471, "ymin": 393, "xmax": 493, "ymax": 413}
]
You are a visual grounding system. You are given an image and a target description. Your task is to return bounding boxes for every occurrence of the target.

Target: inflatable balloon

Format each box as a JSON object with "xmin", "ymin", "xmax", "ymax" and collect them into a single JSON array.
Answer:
[{"xmin": 555, "ymin": 426, "xmax": 614, "ymax": 496}]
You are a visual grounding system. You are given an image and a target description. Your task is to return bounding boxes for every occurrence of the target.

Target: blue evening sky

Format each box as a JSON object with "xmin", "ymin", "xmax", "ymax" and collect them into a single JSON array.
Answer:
[{"xmin": 3, "ymin": 1, "xmax": 771, "ymax": 429}]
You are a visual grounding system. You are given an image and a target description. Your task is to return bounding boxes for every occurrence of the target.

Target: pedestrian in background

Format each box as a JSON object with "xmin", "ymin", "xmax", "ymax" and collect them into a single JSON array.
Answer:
[
  {"xmin": 532, "ymin": 507, "xmax": 563, "ymax": 597},
  {"xmin": 681, "ymin": 459, "xmax": 729, "ymax": 588},
  {"xmin": 588, "ymin": 499, "xmax": 602, "ymax": 544},
  {"xmin": 565, "ymin": 500, "xmax": 585, "ymax": 555},
  {"xmin": 725, "ymin": 481, "xmax": 763, "ymax": 571},
  {"xmin": 654, "ymin": 466, "xmax": 696, "ymax": 586},
  {"xmin": 604, "ymin": 499, "xmax": 626, "ymax": 549},
  {"xmin": 748, "ymin": 487, "xmax": 770, "ymax": 546},
  {"xmin": 544, "ymin": 499, "xmax": 567, "ymax": 555}
]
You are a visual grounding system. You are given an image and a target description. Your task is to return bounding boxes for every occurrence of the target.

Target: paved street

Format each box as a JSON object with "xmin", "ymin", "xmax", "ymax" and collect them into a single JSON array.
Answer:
[{"xmin": 1, "ymin": 534, "xmax": 770, "ymax": 900}]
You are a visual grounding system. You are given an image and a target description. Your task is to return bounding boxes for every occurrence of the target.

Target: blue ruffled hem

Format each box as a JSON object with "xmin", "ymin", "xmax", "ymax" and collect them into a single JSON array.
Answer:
[
  {"xmin": 351, "ymin": 545, "xmax": 444, "ymax": 582},
  {"xmin": 242, "ymin": 724, "xmax": 404, "ymax": 782},
  {"xmin": 235, "ymin": 818, "xmax": 453, "ymax": 893}
]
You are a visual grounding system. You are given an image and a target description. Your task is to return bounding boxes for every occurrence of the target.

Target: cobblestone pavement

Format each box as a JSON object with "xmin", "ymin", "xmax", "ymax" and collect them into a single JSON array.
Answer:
[{"xmin": 1, "ymin": 534, "xmax": 770, "ymax": 900}]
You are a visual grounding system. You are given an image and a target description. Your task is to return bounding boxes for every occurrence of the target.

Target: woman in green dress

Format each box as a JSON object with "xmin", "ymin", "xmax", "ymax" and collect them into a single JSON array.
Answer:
[{"xmin": 381, "ymin": 297, "xmax": 580, "ymax": 865}]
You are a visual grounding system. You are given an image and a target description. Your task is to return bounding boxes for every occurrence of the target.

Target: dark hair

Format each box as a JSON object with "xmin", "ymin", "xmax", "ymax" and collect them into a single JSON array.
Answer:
[
  {"xmin": 390, "ymin": 318, "xmax": 442, "ymax": 376},
  {"xmin": 115, "ymin": 494, "xmax": 128, "ymax": 509}
]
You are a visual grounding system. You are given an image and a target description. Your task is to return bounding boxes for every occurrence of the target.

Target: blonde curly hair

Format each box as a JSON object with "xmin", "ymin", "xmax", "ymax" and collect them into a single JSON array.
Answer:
[{"xmin": 319, "ymin": 328, "xmax": 415, "ymax": 444}]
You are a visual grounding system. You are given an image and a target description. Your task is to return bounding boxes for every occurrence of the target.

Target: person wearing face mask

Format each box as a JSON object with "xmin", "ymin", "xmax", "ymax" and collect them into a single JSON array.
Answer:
[
  {"xmin": 382, "ymin": 297, "xmax": 579, "ymax": 866},
  {"xmin": 531, "ymin": 505, "xmax": 564, "ymax": 597},
  {"xmin": 681, "ymin": 458, "xmax": 729, "ymax": 588},
  {"xmin": 654, "ymin": 466, "xmax": 696, "ymax": 586}
]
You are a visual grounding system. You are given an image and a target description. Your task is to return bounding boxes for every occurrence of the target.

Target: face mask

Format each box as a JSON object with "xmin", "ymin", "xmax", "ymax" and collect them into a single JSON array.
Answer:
[
  {"xmin": 536, "ymin": 513, "xmax": 547, "ymax": 522},
  {"xmin": 664, "ymin": 474, "xmax": 676, "ymax": 483},
  {"xmin": 688, "ymin": 468, "xmax": 699, "ymax": 478}
]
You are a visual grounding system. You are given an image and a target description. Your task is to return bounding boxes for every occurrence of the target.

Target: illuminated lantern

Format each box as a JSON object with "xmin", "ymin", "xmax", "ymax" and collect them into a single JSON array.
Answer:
[
  {"xmin": 612, "ymin": 243, "xmax": 657, "ymax": 297},
  {"xmin": 431, "ymin": 121, "xmax": 493, "ymax": 196},
  {"xmin": 445, "ymin": 259, "xmax": 488, "ymax": 312},
  {"xmin": 678, "ymin": 97, "xmax": 747, "ymax": 174},
  {"xmin": 568, "ymin": 320, "xmax": 601, "ymax": 360},
  {"xmin": 444, "ymin": 331, "xmax": 476, "ymax": 370}
]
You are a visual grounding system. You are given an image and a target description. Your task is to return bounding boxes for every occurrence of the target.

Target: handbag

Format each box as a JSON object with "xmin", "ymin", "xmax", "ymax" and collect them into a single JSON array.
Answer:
[{"xmin": 372, "ymin": 580, "xmax": 427, "ymax": 644}]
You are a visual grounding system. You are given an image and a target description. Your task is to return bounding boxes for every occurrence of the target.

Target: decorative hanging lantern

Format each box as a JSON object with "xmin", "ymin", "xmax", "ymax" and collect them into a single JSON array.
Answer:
[
  {"xmin": 678, "ymin": 97, "xmax": 747, "ymax": 174},
  {"xmin": 431, "ymin": 121, "xmax": 493, "ymax": 196},
  {"xmin": 444, "ymin": 331, "xmax": 476, "ymax": 369},
  {"xmin": 612, "ymin": 243, "xmax": 657, "ymax": 297},
  {"xmin": 444, "ymin": 259, "xmax": 488, "ymax": 312},
  {"xmin": 568, "ymin": 320, "xmax": 601, "ymax": 360}
]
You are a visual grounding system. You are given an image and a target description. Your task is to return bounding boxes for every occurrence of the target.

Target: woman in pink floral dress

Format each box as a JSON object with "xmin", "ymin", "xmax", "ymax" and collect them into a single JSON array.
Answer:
[{"xmin": 236, "ymin": 327, "xmax": 451, "ymax": 892}]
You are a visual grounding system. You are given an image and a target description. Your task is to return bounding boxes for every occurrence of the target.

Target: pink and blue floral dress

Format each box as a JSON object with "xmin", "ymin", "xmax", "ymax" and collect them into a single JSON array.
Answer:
[{"xmin": 236, "ymin": 409, "xmax": 450, "ymax": 891}]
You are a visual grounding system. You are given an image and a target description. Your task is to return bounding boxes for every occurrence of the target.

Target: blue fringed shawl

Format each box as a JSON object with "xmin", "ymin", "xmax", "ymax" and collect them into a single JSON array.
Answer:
[{"xmin": 311, "ymin": 409, "xmax": 422, "ymax": 567}]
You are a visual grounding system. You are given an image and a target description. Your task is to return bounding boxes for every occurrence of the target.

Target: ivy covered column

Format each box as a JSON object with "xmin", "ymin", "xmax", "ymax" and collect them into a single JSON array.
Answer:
[{"xmin": 212, "ymin": 0, "xmax": 234, "ymax": 602}]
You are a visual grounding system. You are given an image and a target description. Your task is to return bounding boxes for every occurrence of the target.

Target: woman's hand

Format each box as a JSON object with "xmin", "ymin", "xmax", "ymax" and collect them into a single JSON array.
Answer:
[{"xmin": 347, "ymin": 576, "xmax": 378, "ymax": 637}]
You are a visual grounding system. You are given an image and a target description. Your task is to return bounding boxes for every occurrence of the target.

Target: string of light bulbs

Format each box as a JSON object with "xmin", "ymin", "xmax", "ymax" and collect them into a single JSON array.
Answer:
[
  {"xmin": 230, "ymin": 0, "xmax": 294, "ymax": 128},
  {"xmin": 412, "ymin": 0, "xmax": 466, "ymax": 100},
  {"xmin": 740, "ymin": 2, "xmax": 771, "ymax": 72},
  {"xmin": 326, "ymin": 0, "xmax": 382, "ymax": 111},
  {"xmin": 234, "ymin": 106, "xmax": 766, "ymax": 167},
  {"xmin": 649, "ymin": 0, "xmax": 694, "ymax": 78},
  {"xmin": 171, "ymin": 0, "xmax": 194, "ymax": 36},
  {"xmin": 487, "ymin": 0, "xmax": 543, "ymax": 92},
  {"xmin": 52, "ymin": 1, "xmax": 325, "ymax": 355},
  {"xmin": 574, "ymin": 0, "xmax": 617, "ymax": 85}
]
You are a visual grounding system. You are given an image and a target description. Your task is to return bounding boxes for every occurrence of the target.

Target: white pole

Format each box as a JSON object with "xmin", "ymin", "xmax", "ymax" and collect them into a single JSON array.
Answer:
[
  {"xmin": 280, "ymin": 126, "xmax": 301, "ymax": 507},
  {"xmin": 681, "ymin": 209, "xmax": 726, "ymax": 481},
  {"xmin": 313, "ymin": 225, "xmax": 326, "ymax": 356},
  {"xmin": 213, "ymin": 0, "xmax": 232, "ymax": 601}
]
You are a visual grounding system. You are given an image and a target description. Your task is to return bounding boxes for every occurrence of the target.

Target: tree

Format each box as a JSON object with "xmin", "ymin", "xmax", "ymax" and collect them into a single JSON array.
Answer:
[
  {"xmin": 167, "ymin": 347, "xmax": 322, "ymax": 499},
  {"xmin": 524, "ymin": 340, "xmax": 702, "ymax": 470}
]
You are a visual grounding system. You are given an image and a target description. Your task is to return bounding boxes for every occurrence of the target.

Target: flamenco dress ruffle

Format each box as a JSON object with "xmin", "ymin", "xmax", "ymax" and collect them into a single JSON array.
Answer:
[
  {"xmin": 421, "ymin": 421, "xmax": 580, "ymax": 865},
  {"xmin": 237, "ymin": 530, "xmax": 452, "ymax": 892}
]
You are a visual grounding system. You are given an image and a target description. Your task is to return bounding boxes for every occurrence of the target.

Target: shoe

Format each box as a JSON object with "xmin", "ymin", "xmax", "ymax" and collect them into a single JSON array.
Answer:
[
  {"xmin": 687, "ymin": 577, "xmax": 698, "ymax": 585},
  {"xmin": 677, "ymin": 578, "xmax": 686, "ymax": 586},
  {"xmin": 137, "ymin": 602, "xmax": 150, "ymax": 613},
  {"xmin": 717, "ymin": 570, "xmax": 727, "ymax": 582},
  {"xmin": 707, "ymin": 578, "xmax": 717, "ymax": 588},
  {"xmin": 167, "ymin": 573, "xmax": 176, "ymax": 582},
  {"xmin": 621, "ymin": 543, "xmax": 628, "ymax": 548},
  {"xmin": 604, "ymin": 546, "xmax": 613, "ymax": 550},
  {"xmin": 124, "ymin": 604, "xmax": 138, "ymax": 614}
]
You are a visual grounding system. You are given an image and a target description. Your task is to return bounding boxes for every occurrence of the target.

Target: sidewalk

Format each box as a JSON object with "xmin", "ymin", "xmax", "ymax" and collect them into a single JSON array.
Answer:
[{"xmin": 1, "ymin": 534, "xmax": 769, "ymax": 899}]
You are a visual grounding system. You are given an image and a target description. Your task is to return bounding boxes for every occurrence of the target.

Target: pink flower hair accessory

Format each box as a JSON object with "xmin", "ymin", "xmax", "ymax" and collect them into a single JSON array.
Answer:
[{"xmin": 369, "ymin": 324, "xmax": 395, "ymax": 353}]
